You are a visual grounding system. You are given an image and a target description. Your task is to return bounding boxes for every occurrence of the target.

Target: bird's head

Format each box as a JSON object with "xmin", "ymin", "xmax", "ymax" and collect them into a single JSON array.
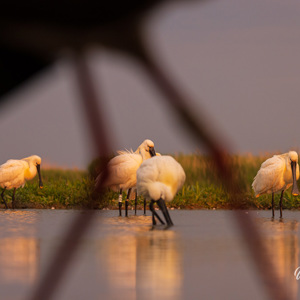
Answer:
[
  {"xmin": 289, "ymin": 151, "xmax": 298, "ymax": 163},
  {"xmin": 21, "ymin": 155, "xmax": 43, "ymax": 188},
  {"xmin": 30, "ymin": 155, "xmax": 43, "ymax": 189},
  {"xmin": 288, "ymin": 151, "xmax": 299, "ymax": 196},
  {"xmin": 139, "ymin": 139, "xmax": 156, "ymax": 159},
  {"xmin": 144, "ymin": 139, "xmax": 156, "ymax": 157}
]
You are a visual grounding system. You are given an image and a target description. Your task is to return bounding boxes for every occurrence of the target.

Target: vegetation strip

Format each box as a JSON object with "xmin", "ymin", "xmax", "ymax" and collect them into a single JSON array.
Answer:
[{"xmin": 2, "ymin": 154, "xmax": 299, "ymax": 210}]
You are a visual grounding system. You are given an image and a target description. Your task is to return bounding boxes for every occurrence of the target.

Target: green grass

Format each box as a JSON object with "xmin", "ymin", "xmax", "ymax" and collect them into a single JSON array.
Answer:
[
  {"xmin": 171, "ymin": 153, "xmax": 300, "ymax": 210},
  {"xmin": 1, "ymin": 169, "xmax": 92, "ymax": 209},
  {"xmin": 1, "ymin": 153, "xmax": 300, "ymax": 210}
]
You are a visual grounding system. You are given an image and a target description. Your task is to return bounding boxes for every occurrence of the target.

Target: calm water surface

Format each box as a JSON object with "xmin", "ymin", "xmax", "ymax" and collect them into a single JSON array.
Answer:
[{"xmin": 0, "ymin": 209, "xmax": 300, "ymax": 300}]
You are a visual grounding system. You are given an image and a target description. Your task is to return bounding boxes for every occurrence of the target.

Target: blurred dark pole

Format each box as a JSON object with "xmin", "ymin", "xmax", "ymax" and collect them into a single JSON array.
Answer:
[
  {"xmin": 28, "ymin": 55, "xmax": 111, "ymax": 300},
  {"xmin": 0, "ymin": 47, "xmax": 50, "ymax": 102}
]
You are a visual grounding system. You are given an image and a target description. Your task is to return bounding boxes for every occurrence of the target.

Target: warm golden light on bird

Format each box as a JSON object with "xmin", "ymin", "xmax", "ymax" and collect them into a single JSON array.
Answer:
[
  {"xmin": 0, "ymin": 155, "xmax": 43, "ymax": 209},
  {"xmin": 96, "ymin": 139, "xmax": 156, "ymax": 216},
  {"xmin": 137, "ymin": 155, "xmax": 186, "ymax": 226},
  {"xmin": 252, "ymin": 151, "xmax": 299, "ymax": 218}
]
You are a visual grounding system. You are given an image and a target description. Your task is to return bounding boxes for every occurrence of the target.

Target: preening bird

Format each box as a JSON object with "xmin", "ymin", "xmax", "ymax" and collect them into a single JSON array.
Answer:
[
  {"xmin": 118, "ymin": 151, "xmax": 162, "ymax": 216},
  {"xmin": 0, "ymin": 155, "xmax": 43, "ymax": 209},
  {"xmin": 96, "ymin": 139, "xmax": 156, "ymax": 216},
  {"xmin": 252, "ymin": 151, "xmax": 299, "ymax": 218},
  {"xmin": 136, "ymin": 155, "xmax": 186, "ymax": 226}
]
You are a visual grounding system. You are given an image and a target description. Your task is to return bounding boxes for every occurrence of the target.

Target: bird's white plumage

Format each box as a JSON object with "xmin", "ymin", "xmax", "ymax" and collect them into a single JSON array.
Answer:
[
  {"xmin": 0, "ymin": 160, "xmax": 28, "ymax": 189},
  {"xmin": 0, "ymin": 155, "xmax": 42, "ymax": 190},
  {"xmin": 252, "ymin": 151, "xmax": 299, "ymax": 196},
  {"xmin": 137, "ymin": 155, "xmax": 186, "ymax": 202},
  {"xmin": 97, "ymin": 139, "xmax": 155, "ymax": 192},
  {"xmin": 103, "ymin": 153, "xmax": 143, "ymax": 191}
]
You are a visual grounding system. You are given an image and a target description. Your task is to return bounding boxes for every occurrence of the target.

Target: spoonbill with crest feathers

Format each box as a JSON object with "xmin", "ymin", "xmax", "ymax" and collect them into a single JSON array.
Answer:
[
  {"xmin": 96, "ymin": 139, "xmax": 156, "ymax": 216},
  {"xmin": 252, "ymin": 151, "xmax": 299, "ymax": 218},
  {"xmin": 0, "ymin": 155, "xmax": 43, "ymax": 209},
  {"xmin": 137, "ymin": 155, "xmax": 186, "ymax": 226}
]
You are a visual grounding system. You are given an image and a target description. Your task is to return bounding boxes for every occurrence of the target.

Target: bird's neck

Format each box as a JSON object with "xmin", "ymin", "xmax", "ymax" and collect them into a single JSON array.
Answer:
[
  {"xmin": 135, "ymin": 146, "xmax": 150, "ymax": 161},
  {"xmin": 24, "ymin": 163, "xmax": 37, "ymax": 180},
  {"xmin": 140, "ymin": 150, "xmax": 151, "ymax": 161}
]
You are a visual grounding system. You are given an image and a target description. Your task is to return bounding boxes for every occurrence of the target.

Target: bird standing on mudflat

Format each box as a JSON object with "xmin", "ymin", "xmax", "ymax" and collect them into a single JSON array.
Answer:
[
  {"xmin": 97, "ymin": 139, "xmax": 156, "ymax": 216},
  {"xmin": 252, "ymin": 151, "xmax": 299, "ymax": 218},
  {"xmin": 0, "ymin": 155, "xmax": 43, "ymax": 209},
  {"xmin": 137, "ymin": 155, "xmax": 186, "ymax": 226}
]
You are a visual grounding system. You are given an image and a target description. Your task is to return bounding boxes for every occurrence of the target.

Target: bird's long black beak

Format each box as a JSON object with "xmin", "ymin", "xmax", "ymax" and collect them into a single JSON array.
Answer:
[
  {"xmin": 291, "ymin": 161, "xmax": 299, "ymax": 196},
  {"xmin": 149, "ymin": 147, "xmax": 156, "ymax": 157},
  {"xmin": 36, "ymin": 164, "xmax": 43, "ymax": 189}
]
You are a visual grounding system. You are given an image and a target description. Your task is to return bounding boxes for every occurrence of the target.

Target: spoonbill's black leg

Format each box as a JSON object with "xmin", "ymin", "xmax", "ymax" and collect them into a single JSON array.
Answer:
[
  {"xmin": 134, "ymin": 190, "xmax": 137, "ymax": 215},
  {"xmin": 125, "ymin": 188, "xmax": 132, "ymax": 217},
  {"xmin": 149, "ymin": 200, "xmax": 165, "ymax": 225},
  {"xmin": 144, "ymin": 199, "xmax": 147, "ymax": 215},
  {"xmin": 118, "ymin": 189, "xmax": 123, "ymax": 216},
  {"xmin": 272, "ymin": 192, "xmax": 275, "ymax": 218},
  {"xmin": 162, "ymin": 200, "xmax": 174, "ymax": 226},
  {"xmin": 12, "ymin": 188, "xmax": 16, "ymax": 209},
  {"xmin": 150, "ymin": 200, "xmax": 156, "ymax": 225},
  {"xmin": 1, "ymin": 187, "xmax": 8, "ymax": 209},
  {"xmin": 279, "ymin": 190, "xmax": 284, "ymax": 218},
  {"xmin": 157, "ymin": 198, "xmax": 173, "ymax": 226}
]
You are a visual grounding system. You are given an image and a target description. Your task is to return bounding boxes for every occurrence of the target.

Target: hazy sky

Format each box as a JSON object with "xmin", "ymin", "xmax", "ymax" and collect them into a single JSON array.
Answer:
[{"xmin": 1, "ymin": 0, "xmax": 300, "ymax": 169}]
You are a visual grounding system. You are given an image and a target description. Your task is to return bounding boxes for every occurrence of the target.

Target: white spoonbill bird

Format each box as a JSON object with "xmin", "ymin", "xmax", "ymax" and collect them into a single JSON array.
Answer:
[
  {"xmin": 96, "ymin": 139, "xmax": 156, "ymax": 216},
  {"xmin": 116, "ymin": 151, "xmax": 162, "ymax": 216},
  {"xmin": 137, "ymin": 155, "xmax": 186, "ymax": 226},
  {"xmin": 252, "ymin": 151, "xmax": 299, "ymax": 218},
  {"xmin": 0, "ymin": 155, "xmax": 43, "ymax": 209}
]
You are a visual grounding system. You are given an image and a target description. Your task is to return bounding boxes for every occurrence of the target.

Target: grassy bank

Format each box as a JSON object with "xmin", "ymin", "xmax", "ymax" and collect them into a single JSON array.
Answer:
[
  {"xmin": 2, "ymin": 169, "xmax": 92, "ymax": 209},
  {"xmin": 173, "ymin": 153, "xmax": 300, "ymax": 210},
  {"xmin": 1, "ymin": 153, "xmax": 300, "ymax": 210}
]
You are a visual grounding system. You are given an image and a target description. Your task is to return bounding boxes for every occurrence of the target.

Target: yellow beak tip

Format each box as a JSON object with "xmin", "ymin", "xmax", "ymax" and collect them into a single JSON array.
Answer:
[
  {"xmin": 40, "ymin": 186, "xmax": 43, "ymax": 189},
  {"xmin": 292, "ymin": 193, "xmax": 298, "ymax": 196}
]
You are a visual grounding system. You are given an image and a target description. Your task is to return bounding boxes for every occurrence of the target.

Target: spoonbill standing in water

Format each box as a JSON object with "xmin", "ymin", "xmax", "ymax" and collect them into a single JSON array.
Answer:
[
  {"xmin": 115, "ymin": 151, "xmax": 162, "ymax": 216},
  {"xmin": 0, "ymin": 155, "xmax": 43, "ymax": 209},
  {"xmin": 252, "ymin": 151, "xmax": 299, "ymax": 218},
  {"xmin": 97, "ymin": 139, "xmax": 156, "ymax": 216},
  {"xmin": 137, "ymin": 155, "xmax": 186, "ymax": 226}
]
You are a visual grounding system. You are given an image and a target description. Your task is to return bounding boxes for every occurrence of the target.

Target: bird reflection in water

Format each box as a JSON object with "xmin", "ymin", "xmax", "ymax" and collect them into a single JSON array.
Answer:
[
  {"xmin": 0, "ymin": 210, "xmax": 39, "ymax": 293},
  {"xmin": 98, "ymin": 217, "xmax": 182, "ymax": 300},
  {"xmin": 0, "ymin": 237, "xmax": 39, "ymax": 285},
  {"xmin": 257, "ymin": 217, "xmax": 299, "ymax": 300}
]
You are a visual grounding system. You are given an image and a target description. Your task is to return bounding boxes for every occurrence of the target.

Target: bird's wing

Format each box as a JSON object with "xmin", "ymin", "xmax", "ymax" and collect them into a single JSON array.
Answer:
[
  {"xmin": 260, "ymin": 155, "xmax": 282, "ymax": 168},
  {"xmin": 108, "ymin": 153, "xmax": 141, "ymax": 168},
  {"xmin": 105, "ymin": 154, "xmax": 142, "ymax": 186},
  {"xmin": 0, "ymin": 159, "xmax": 27, "ymax": 169},
  {"xmin": 0, "ymin": 160, "xmax": 27, "ymax": 183},
  {"xmin": 252, "ymin": 155, "xmax": 285, "ymax": 195},
  {"xmin": 96, "ymin": 153, "xmax": 138, "ymax": 186}
]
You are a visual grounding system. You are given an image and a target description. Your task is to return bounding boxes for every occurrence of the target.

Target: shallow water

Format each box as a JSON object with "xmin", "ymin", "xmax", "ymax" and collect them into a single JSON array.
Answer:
[{"xmin": 0, "ymin": 209, "xmax": 300, "ymax": 300}]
